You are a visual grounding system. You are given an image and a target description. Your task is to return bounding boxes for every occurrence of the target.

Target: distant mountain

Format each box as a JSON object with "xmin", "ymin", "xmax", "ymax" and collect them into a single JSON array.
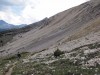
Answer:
[
  {"xmin": 0, "ymin": 28, "xmax": 6, "ymax": 32},
  {"xmin": 0, "ymin": 20, "xmax": 26, "ymax": 32},
  {"xmin": 17, "ymin": 24, "xmax": 27, "ymax": 28},
  {"xmin": 0, "ymin": 20, "xmax": 16, "ymax": 29}
]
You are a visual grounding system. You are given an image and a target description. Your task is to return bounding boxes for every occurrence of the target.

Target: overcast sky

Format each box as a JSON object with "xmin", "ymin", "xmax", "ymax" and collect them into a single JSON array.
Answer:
[{"xmin": 0, "ymin": 0, "xmax": 89, "ymax": 25}]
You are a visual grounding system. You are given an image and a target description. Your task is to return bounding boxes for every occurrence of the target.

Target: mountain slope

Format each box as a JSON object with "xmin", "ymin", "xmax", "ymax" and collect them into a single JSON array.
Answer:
[
  {"xmin": 0, "ymin": 1, "xmax": 100, "ymax": 75},
  {"xmin": 0, "ymin": 0, "xmax": 100, "ymax": 57}
]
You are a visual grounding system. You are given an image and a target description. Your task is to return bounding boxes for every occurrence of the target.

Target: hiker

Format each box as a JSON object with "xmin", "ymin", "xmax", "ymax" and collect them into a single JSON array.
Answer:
[
  {"xmin": 17, "ymin": 52, "xmax": 21, "ymax": 59},
  {"xmin": 0, "ymin": 40, "xmax": 3, "ymax": 46}
]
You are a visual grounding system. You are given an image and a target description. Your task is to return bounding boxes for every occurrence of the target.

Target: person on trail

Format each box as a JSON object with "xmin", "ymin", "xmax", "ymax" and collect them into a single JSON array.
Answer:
[
  {"xmin": 0, "ymin": 40, "xmax": 3, "ymax": 46},
  {"xmin": 17, "ymin": 52, "xmax": 21, "ymax": 59}
]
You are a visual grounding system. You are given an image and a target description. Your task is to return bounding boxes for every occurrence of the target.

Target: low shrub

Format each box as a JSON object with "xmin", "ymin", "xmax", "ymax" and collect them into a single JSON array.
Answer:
[{"xmin": 54, "ymin": 48, "xmax": 64, "ymax": 58}]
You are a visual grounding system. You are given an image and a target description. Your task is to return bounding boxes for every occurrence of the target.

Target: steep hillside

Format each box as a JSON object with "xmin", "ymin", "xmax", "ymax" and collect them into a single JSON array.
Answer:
[
  {"xmin": 0, "ymin": 18, "xmax": 50, "ymax": 47},
  {"xmin": 0, "ymin": 0, "xmax": 100, "ymax": 57}
]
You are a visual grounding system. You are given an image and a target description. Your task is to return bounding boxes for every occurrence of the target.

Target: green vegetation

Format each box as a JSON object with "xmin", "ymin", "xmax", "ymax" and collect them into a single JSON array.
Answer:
[
  {"xmin": 50, "ymin": 59, "xmax": 95, "ymax": 75},
  {"xmin": 54, "ymin": 48, "xmax": 64, "ymax": 58},
  {"xmin": 0, "ymin": 42, "xmax": 100, "ymax": 75},
  {"xmin": 12, "ymin": 61, "xmax": 52, "ymax": 75},
  {"xmin": 0, "ymin": 52, "xmax": 30, "ymax": 75},
  {"xmin": 11, "ymin": 58, "xmax": 100, "ymax": 75},
  {"xmin": 0, "ymin": 59, "xmax": 10, "ymax": 75}
]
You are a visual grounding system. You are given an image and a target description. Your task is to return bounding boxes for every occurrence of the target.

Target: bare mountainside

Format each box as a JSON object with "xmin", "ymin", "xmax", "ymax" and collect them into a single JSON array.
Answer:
[
  {"xmin": 0, "ymin": 0, "xmax": 100, "ymax": 57},
  {"xmin": 0, "ymin": 0, "xmax": 100, "ymax": 75}
]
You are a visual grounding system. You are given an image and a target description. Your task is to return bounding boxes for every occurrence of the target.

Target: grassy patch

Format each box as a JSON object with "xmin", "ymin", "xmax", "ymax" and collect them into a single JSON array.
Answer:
[
  {"xmin": 12, "ymin": 62, "xmax": 52, "ymax": 75},
  {"xmin": 0, "ymin": 59, "xmax": 10, "ymax": 75},
  {"xmin": 4, "ymin": 58, "xmax": 100, "ymax": 75},
  {"xmin": 50, "ymin": 59, "xmax": 100, "ymax": 75},
  {"xmin": 0, "ymin": 52, "xmax": 30, "ymax": 75}
]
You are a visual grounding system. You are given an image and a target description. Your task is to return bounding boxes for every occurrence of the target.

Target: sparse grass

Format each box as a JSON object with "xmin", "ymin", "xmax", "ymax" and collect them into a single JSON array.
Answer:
[
  {"xmin": 0, "ymin": 58, "xmax": 13, "ymax": 75},
  {"xmin": 1, "ymin": 42, "xmax": 100, "ymax": 75},
  {"xmin": 1, "ymin": 53, "xmax": 22, "ymax": 74},
  {"xmin": 85, "ymin": 51, "xmax": 100, "ymax": 61},
  {"xmin": 12, "ymin": 62, "xmax": 35, "ymax": 75},
  {"xmin": 11, "ymin": 57, "xmax": 100, "ymax": 75},
  {"xmin": 12, "ymin": 61, "xmax": 53, "ymax": 75},
  {"xmin": 20, "ymin": 52, "xmax": 30, "ymax": 58},
  {"xmin": 1, "ymin": 53, "xmax": 100, "ymax": 75},
  {"xmin": 69, "ymin": 42, "xmax": 100, "ymax": 57},
  {"xmin": 88, "ymin": 42, "xmax": 100, "ymax": 49},
  {"xmin": 4, "ymin": 52, "xmax": 30, "ymax": 61},
  {"xmin": 69, "ymin": 42, "xmax": 100, "ymax": 53},
  {"xmin": 50, "ymin": 59, "xmax": 100, "ymax": 75},
  {"xmin": 0, "ymin": 52, "xmax": 30, "ymax": 75}
]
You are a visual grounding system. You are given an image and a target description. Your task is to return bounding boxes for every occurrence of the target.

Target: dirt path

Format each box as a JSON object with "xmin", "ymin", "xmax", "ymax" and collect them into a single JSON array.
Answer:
[
  {"xmin": 4, "ymin": 66, "xmax": 14, "ymax": 75},
  {"xmin": 4, "ymin": 62, "xmax": 17, "ymax": 75}
]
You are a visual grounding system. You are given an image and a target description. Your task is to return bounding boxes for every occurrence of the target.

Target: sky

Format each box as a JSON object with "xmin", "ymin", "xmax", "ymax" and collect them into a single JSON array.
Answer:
[{"xmin": 0, "ymin": 0, "xmax": 89, "ymax": 25}]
